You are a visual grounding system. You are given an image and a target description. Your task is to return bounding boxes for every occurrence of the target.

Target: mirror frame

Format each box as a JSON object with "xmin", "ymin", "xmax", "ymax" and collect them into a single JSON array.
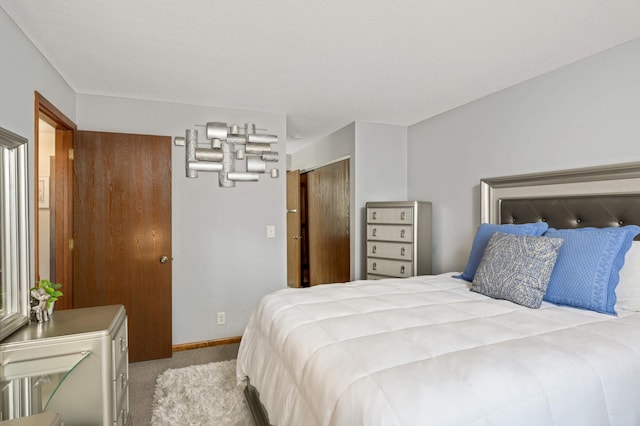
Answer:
[{"xmin": 0, "ymin": 126, "xmax": 31, "ymax": 341}]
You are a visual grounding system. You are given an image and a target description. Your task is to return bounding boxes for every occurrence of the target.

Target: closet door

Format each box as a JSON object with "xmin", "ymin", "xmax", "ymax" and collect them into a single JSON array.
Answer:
[
  {"xmin": 307, "ymin": 159, "xmax": 350, "ymax": 286},
  {"xmin": 286, "ymin": 170, "xmax": 302, "ymax": 288}
]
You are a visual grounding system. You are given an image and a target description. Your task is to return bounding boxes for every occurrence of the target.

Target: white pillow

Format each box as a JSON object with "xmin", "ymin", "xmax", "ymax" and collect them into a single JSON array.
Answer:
[{"xmin": 616, "ymin": 241, "xmax": 640, "ymax": 312}]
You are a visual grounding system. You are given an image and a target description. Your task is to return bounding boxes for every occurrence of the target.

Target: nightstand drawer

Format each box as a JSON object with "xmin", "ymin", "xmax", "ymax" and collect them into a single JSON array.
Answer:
[
  {"xmin": 367, "ymin": 258, "xmax": 413, "ymax": 278},
  {"xmin": 367, "ymin": 224, "xmax": 414, "ymax": 242},
  {"xmin": 367, "ymin": 207, "xmax": 413, "ymax": 224},
  {"xmin": 367, "ymin": 241, "xmax": 413, "ymax": 261}
]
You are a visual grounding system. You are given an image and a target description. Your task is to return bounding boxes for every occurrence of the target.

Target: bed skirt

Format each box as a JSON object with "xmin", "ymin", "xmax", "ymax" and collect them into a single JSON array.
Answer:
[{"xmin": 244, "ymin": 379, "xmax": 272, "ymax": 426}]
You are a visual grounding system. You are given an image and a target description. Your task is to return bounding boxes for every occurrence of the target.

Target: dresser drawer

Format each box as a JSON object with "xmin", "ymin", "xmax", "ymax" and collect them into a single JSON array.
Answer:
[
  {"xmin": 115, "ymin": 385, "xmax": 131, "ymax": 426},
  {"xmin": 111, "ymin": 318, "xmax": 128, "ymax": 379},
  {"xmin": 367, "ymin": 241, "xmax": 413, "ymax": 261},
  {"xmin": 366, "ymin": 273, "xmax": 393, "ymax": 280},
  {"xmin": 367, "ymin": 207, "xmax": 413, "ymax": 224},
  {"xmin": 113, "ymin": 354, "xmax": 129, "ymax": 421},
  {"xmin": 367, "ymin": 258, "xmax": 413, "ymax": 278},
  {"xmin": 367, "ymin": 224, "xmax": 414, "ymax": 242}
]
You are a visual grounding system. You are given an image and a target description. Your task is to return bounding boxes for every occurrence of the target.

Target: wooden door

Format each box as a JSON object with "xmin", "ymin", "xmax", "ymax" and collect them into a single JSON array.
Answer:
[
  {"xmin": 286, "ymin": 170, "xmax": 301, "ymax": 288},
  {"xmin": 307, "ymin": 159, "xmax": 350, "ymax": 286},
  {"xmin": 73, "ymin": 131, "xmax": 172, "ymax": 362}
]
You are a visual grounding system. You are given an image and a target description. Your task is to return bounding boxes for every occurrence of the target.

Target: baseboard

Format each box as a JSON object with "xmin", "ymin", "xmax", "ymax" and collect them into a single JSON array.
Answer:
[{"xmin": 172, "ymin": 336, "xmax": 242, "ymax": 352}]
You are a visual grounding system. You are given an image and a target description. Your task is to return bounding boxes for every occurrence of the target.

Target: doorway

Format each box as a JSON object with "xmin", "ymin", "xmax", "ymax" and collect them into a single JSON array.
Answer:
[
  {"xmin": 37, "ymin": 120, "xmax": 54, "ymax": 281},
  {"xmin": 287, "ymin": 159, "xmax": 350, "ymax": 287},
  {"xmin": 35, "ymin": 92, "xmax": 76, "ymax": 310}
]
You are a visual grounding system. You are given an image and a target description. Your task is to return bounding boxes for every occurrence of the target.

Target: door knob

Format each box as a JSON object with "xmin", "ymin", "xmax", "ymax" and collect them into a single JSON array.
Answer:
[{"xmin": 160, "ymin": 256, "xmax": 169, "ymax": 264}]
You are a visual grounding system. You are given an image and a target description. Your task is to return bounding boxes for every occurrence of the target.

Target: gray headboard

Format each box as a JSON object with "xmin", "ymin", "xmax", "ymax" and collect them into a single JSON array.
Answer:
[{"xmin": 480, "ymin": 162, "xmax": 640, "ymax": 240}]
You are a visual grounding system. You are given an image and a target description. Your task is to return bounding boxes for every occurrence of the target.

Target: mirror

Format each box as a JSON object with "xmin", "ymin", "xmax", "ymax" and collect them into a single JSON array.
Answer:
[{"xmin": 0, "ymin": 126, "xmax": 31, "ymax": 341}]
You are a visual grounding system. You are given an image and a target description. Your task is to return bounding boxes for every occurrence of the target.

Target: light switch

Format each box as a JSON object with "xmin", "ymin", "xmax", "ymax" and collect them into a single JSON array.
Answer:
[{"xmin": 266, "ymin": 225, "xmax": 276, "ymax": 239}]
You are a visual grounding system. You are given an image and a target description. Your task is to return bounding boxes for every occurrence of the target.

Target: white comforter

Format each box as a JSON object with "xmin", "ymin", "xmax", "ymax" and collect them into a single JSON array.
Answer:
[{"xmin": 236, "ymin": 274, "xmax": 640, "ymax": 426}]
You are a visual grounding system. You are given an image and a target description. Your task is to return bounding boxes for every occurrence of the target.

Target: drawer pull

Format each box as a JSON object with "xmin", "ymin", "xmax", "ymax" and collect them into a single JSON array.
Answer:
[
  {"xmin": 401, "ymin": 265, "xmax": 406, "ymax": 274},
  {"xmin": 120, "ymin": 336, "xmax": 127, "ymax": 353},
  {"xmin": 120, "ymin": 372, "xmax": 128, "ymax": 389},
  {"xmin": 400, "ymin": 229, "xmax": 405, "ymax": 239},
  {"xmin": 121, "ymin": 409, "xmax": 129, "ymax": 424},
  {"xmin": 400, "ymin": 247, "xmax": 405, "ymax": 256},
  {"xmin": 372, "ymin": 228, "xmax": 377, "ymax": 237},
  {"xmin": 372, "ymin": 245, "xmax": 377, "ymax": 254},
  {"xmin": 400, "ymin": 212, "xmax": 405, "ymax": 221},
  {"xmin": 372, "ymin": 262, "xmax": 377, "ymax": 271},
  {"xmin": 372, "ymin": 212, "xmax": 377, "ymax": 220}
]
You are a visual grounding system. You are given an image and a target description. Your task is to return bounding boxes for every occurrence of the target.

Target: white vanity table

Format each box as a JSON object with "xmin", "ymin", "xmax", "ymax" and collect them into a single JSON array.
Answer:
[
  {"xmin": 0, "ymin": 305, "xmax": 130, "ymax": 425},
  {"xmin": 0, "ymin": 412, "xmax": 63, "ymax": 425}
]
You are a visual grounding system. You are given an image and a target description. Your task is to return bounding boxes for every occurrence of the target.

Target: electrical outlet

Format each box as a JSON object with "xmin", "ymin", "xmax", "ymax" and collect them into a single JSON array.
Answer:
[
  {"xmin": 217, "ymin": 312, "xmax": 226, "ymax": 325},
  {"xmin": 266, "ymin": 225, "xmax": 276, "ymax": 239}
]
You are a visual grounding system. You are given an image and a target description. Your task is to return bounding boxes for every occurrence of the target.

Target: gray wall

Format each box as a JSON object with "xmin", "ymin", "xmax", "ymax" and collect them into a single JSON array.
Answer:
[
  {"xmin": 407, "ymin": 38, "xmax": 640, "ymax": 274},
  {"xmin": 288, "ymin": 123, "xmax": 355, "ymax": 173},
  {"xmin": 0, "ymin": 8, "xmax": 76, "ymax": 284},
  {"xmin": 289, "ymin": 121, "xmax": 407, "ymax": 279},
  {"xmin": 354, "ymin": 122, "xmax": 407, "ymax": 279},
  {"xmin": 76, "ymin": 94, "xmax": 287, "ymax": 344}
]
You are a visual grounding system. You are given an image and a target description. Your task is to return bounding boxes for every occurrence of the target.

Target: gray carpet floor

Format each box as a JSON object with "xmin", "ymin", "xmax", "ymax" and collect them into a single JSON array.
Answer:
[{"xmin": 129, "ymin": 343, "xmax": 240, "ymax": 425}]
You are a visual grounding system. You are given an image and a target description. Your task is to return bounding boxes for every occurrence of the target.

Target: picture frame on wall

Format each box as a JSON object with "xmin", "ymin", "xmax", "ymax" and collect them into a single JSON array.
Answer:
[{"xmin": 38, "ymin": 176, "xmax": 49, "ymax": 209}]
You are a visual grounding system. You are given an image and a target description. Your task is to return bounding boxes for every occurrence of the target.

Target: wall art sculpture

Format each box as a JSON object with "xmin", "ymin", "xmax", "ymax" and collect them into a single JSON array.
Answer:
[{"xmin": 174, "ymin": 122, "xmax": 279, "ymax": 187}]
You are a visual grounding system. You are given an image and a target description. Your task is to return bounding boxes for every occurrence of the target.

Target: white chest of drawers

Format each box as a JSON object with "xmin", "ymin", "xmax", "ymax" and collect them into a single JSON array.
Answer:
[
  {"xmin": 0, "ymin": 305, "xmax": 130, "ymax": 425},
  {"xmin": 365, "ymin": 201, "xmax": 432, "ymax": 279}
]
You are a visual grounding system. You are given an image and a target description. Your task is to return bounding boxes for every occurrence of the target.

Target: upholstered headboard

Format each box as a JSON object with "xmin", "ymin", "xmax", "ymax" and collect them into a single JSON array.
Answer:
[{"xmin": 480, "ymin": 162, "xmax": 640, "ymax": 240}]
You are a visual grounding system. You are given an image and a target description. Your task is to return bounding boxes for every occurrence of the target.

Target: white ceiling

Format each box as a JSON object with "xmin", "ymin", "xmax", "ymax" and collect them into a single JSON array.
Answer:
[{"xmin": 3, "ymin": 1, "xmax": 640, "ymax": 153}]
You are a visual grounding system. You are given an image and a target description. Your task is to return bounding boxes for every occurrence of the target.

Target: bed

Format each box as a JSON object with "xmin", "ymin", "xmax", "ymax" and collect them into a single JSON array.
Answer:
[{"xmin": 237, "ymin": 162, "xmax": 640, "ymax": 426}]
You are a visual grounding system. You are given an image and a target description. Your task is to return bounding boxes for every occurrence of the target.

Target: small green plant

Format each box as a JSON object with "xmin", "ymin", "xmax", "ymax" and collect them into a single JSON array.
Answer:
[{"xmin": 31, "ymin": 279, "xmax": 63, "ymax": 310}]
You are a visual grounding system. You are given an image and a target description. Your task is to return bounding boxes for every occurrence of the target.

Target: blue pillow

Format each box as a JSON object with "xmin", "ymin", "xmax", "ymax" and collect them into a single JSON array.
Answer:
[
  {"xmin": 456, "ymin": 222, "xmax": 549, "ymax": 282},
  {"xmin": 543, "ymin": 225, "xmax": 640, "ymax": 315}
]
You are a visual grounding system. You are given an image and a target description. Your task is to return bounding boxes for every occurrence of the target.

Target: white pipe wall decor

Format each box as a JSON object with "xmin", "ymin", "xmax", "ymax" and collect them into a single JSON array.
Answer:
[{"xmin": 174, "ymin": 122, "xmax": 279, "ymax": 187}]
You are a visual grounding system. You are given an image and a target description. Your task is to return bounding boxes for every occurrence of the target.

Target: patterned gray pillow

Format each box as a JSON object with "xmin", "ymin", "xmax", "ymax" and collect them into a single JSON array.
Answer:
[{"xmin": 471, "ymin": 232, "xmax": 563, "ymax": 308}]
